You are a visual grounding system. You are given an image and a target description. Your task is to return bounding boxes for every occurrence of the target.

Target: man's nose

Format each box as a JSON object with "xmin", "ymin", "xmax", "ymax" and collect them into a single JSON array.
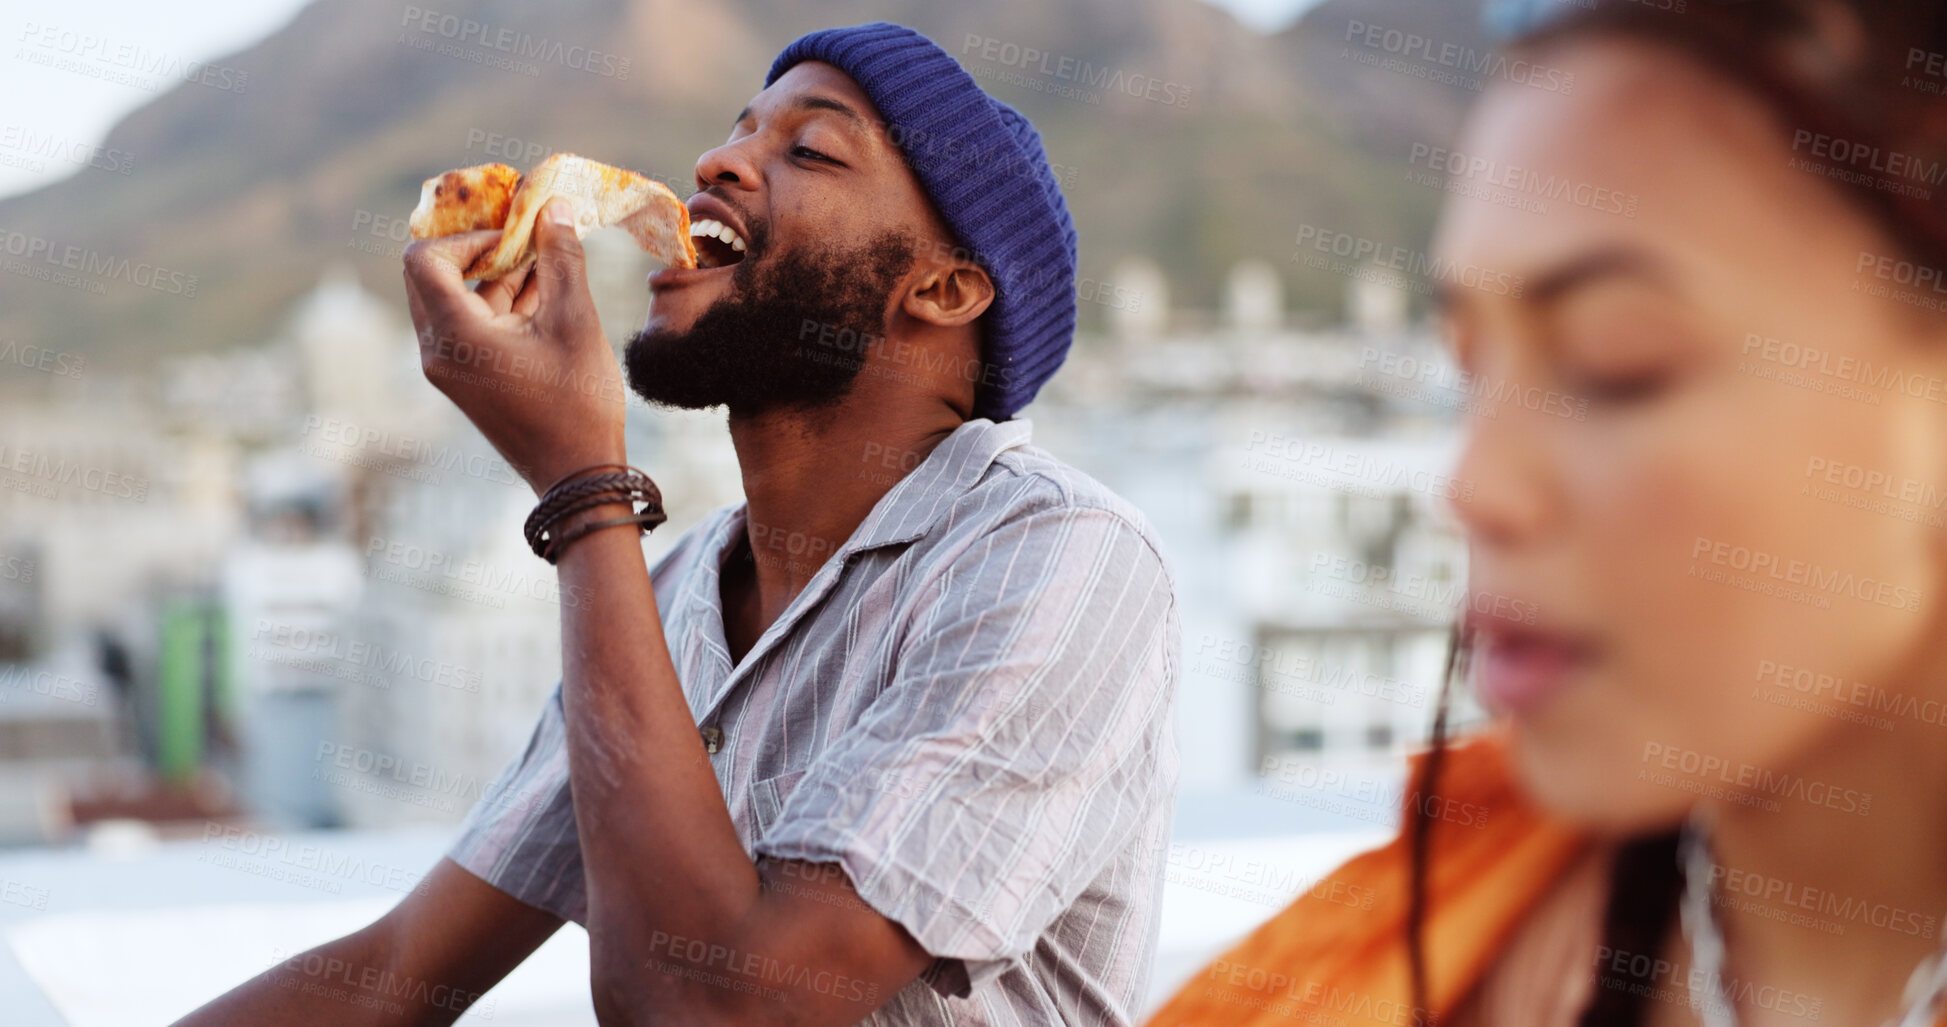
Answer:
[{"xmin": 694, "ymin": 138, "xmax": 760, "ymax": 193}]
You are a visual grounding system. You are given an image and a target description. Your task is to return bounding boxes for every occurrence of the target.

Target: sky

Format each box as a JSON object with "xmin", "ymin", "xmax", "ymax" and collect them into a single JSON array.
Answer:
[{"xmin": 0, "ymin": 0, "xmax": 1325, "ymax": 203}]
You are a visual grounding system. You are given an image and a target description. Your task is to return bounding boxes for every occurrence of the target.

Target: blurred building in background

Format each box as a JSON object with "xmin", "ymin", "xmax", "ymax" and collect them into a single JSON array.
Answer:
[
  {"xmin": 0, "ymin": 243, "xmax": 1479, "ymax": 845},
  {"xmin": 0, "ymin": 236, "xmax": 1485, "ymax": 1027}
]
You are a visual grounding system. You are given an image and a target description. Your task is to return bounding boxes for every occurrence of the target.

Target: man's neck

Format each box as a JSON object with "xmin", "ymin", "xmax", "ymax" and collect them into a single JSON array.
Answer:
[{"xmin": 722, "ymin": 391, "xmax": 964, "ymax": 646}]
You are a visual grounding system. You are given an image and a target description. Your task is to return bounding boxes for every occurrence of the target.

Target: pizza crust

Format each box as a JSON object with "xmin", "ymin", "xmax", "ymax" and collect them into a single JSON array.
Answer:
[
  {"xmin": 406, "ymin": 153, "xmax": 697, "ymax": 281},
  {"xmin": 407, "ymin": 163, "xmax": 520, "ymax": 240}
]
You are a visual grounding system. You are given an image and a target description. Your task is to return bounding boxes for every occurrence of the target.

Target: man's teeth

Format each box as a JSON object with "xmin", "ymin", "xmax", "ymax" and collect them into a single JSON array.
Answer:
[{"xmin": 689, "ymin": 218, "xmax": 747, "ymax": 253}]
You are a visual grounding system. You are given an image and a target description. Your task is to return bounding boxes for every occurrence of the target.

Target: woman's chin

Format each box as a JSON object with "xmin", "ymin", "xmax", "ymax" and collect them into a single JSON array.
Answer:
[{"xmin": 1507, "ymin": 727, "xmax": 1694, "ymax": 836}]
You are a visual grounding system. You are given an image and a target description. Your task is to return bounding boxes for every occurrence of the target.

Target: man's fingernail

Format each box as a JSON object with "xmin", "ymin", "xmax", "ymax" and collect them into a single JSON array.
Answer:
[{"xmin": 547, "ymin": 199, "xmax": 573, "ymax": 226}]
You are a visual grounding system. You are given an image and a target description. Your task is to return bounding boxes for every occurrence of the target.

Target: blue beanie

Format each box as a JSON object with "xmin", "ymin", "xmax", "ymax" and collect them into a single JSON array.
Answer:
[{"xmin": 767, "ymin": 23, "xmax": 1078, "ymax": 421}]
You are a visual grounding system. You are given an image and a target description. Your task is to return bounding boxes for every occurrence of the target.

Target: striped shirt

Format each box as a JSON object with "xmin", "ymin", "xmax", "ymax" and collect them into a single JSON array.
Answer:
[{"xmin": 448, "ymin": 417, "xmax": 1181, "ymax": 1026}]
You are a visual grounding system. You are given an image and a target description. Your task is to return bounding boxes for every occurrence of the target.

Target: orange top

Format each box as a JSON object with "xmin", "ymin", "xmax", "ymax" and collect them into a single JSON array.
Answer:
[{"xmin": 1145, "ymin": 735, "xmax": 1589, "ymax": 1027}]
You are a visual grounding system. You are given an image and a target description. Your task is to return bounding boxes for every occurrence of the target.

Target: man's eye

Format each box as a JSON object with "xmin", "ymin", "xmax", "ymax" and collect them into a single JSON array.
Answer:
[
  {"xmin": 1568, "ymin": 369, "xmax": 1672, "ymax": 405},
  {"xmin": 791, "ymin": 146, "xmax": 834, "ymax": 163}
]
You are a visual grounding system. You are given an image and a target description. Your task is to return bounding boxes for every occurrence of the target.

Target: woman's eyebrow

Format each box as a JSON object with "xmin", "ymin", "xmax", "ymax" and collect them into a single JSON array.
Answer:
[
  {"xmin": 1527, "ymin": 246, "xmax": 1673, "ymax": 306},
  {"xmin": 1435, "ymin": 245, "xmax": 1674, "ymax": 316},
  {"xmin": 1434, "ymin": 245, "xmax": 1676, "ymax": 367}
]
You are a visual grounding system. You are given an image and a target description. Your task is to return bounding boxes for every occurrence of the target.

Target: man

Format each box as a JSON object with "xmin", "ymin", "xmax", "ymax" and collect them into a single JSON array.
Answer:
[{"xmin": 177, "ymin": 21, "xmax": 1179, "ymax": 1027}]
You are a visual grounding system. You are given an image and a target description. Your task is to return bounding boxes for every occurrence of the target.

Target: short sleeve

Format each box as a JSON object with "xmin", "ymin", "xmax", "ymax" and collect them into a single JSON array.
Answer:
[
  {"xmin": 446, "ymin": 682, "xmax": 588, "ymax": 923},
  {"xmin": 444, "ymin": 514, "xmax": 733, "ymax": 923},
  {"xmin": 752, "ymin": 502, "xmax": 1179, "ymax": 990}
]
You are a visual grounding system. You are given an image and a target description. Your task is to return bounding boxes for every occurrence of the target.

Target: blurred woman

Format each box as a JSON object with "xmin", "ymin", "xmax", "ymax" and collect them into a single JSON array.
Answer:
[{"xmin": 1150, "ymin": 1, "xmax": 1947, "ymax": 1024}]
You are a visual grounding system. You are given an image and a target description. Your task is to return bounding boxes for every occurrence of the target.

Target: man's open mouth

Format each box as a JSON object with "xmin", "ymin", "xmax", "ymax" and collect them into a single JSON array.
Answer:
[{"xmin": 689, "ymin": 218, "xmax": 748, "ymax": 269}]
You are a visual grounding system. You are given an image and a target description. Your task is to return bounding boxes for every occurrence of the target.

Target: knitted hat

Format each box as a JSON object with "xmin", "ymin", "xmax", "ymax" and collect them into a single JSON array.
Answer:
[{"xmin": 767, "ymin": 23, "xmax": 1078, "ymax": 421}]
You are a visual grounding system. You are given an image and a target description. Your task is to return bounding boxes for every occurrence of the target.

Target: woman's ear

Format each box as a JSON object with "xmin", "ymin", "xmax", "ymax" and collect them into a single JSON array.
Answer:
[{"xmin": 902, "ymin": 262, "xmax": 995, "ymax": 329}]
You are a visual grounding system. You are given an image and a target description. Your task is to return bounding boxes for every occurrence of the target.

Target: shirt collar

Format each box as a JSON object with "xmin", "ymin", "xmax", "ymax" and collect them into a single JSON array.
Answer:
[
  {"xmin": 840, "ymin": 417, "xmax": 1034, "ymax": 555},
  {"xmin": 678, "ymin": 416, "xmax": 1031, "ymax": 628},
  {"xmin": 676, "ymin": 417, "xmax": 1033, "ymax": 720}
]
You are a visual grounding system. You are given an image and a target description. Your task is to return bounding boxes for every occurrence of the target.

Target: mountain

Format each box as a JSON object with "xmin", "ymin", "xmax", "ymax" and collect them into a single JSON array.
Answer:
[{"xmin": 0, "ymin": 0, "xmax": 1489, "ymax": 366}]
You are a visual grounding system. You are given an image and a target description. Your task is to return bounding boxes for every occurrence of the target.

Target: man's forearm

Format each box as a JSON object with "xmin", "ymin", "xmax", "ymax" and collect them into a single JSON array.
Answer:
[
  {"xmin": 173, "ymin": 858, "xmax": 562, "ymax": 1027},
  {"xmin": 174, "ymin": 929, "xmax": 404, "ymax": 1027},
  {"xmin": 173, "ymin": 922, "xmax": 468, "ymax": 1027},
  {"xmin": 552, "ymin": 505, "xmax": 777, "ymax": 1017},
  {"xmin": 552, "ymin": 507, "xmax": 925, "ymax": 1024}
]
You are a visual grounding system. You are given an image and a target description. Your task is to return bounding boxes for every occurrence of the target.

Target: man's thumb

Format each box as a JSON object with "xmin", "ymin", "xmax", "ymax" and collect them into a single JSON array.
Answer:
[{"xmin": 533, "ymin": 197, "xmax": 595, "ymax": 322}]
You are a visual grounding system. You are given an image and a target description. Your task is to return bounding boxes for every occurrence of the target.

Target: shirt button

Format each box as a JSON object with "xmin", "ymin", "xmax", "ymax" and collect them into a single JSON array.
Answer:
[{"xmin": 700, "ymin": 726, "xmax": 724, "ymax": 754}]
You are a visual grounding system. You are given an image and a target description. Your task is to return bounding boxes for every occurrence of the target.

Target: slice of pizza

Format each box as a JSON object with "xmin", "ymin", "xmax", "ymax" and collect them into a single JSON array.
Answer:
[
  {"xmin": 407, "ymin": 163, "xmax": 522, "ymax": 240},
  {"xmin": 406, "ymin": 153, "xmax": 697, "ymax": 281}
]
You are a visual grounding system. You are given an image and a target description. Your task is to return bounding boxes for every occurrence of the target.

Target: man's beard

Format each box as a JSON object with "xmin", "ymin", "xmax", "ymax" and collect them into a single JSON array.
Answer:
[{"xmin": 624, "ymin": 225, "xmax": 915, "ymax": 417}]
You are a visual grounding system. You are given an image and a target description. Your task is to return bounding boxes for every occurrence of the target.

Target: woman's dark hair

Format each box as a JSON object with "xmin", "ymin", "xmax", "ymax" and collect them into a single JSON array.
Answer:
[
  {"xmin": 1405, "ymin": 627, "xmax": 1686, "ymax": 1025},
  {"xmin": 1510, "ymin": 0, "xmax": 1947, "ymax": 269},
  {"xmin": 1402, "ymin": 625, "xmax": 1463, "ymax": 1014},
  {"xmin": 1405, "ymin": 2, "xmax": 1947, "ymax": 1022}
]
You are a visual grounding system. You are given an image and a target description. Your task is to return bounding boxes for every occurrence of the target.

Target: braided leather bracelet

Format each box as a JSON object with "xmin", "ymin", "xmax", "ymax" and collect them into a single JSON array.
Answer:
[
  {"xmin": 526, "ymin": 464, "xmax": 640, "ymax": 530},
  {"xmin": 523, "ymin": 464, "xmax": 637, "ymax": 547},
  {"xmin": 524, "ymin": 464, "xmax": 667, "ymax": 564},
  {"xmin": 542, "ymin": 511, "xmax": 665, "ymax": 563}
]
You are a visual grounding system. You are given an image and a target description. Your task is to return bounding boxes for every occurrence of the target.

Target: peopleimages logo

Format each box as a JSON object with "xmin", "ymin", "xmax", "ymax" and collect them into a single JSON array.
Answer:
[
  {"xmin": 0, "ymin": 665, "xmax": 99, "ymax": 707},
  {"xmin": 1804, "ymin": 456, "xmax": 1947, "ymax": 510},
  {"xmin": 251, "ymin": 619, "xmax": 482, "ymax": 693},
  {"xmin": 959, "ymin": 35, "xmax": 1192, "ymax": 108},
  {"xmin": 1792, "ymin": 130, "xmax": 1947, "ymax": 190},
  {"xmin": 1690, "ymin": 536, "xmax": 1923, "ymax": 612},
  {"xmin": 1706, "ymin": 861, "xmax": 1937, "ymax": 940},
  {"xmin": 1199, "ymin": 958, "xmax": 1437, "ymax": 1026},
  {"xmin": 0, "ymin": 228, "xmax": 197, "ymax": 296},
  {"xmin": 1358, "ymin": 346, "xmax": 1586, "ymax": 421},
  {"xmin": 1754, "ymin": 659, "xmax": 1947, "ymax": 730},
  {"xmin": 1294, "ymin": 224, "xmax": 1525, "ymax": 298},
  {"xmin": 0, "ymin": 339, "xmax": 84, "ymax": 379},
  {"xmin": 315, "ymin": 741, "xmax": 479, "ymax": 800},
  {"xmin": 302, "ymin": 415, "xmax": 522, "ymax": 487},
  {"xmin": 1640, "ymin": 741, "xmax": 1873, "ymax": 816},
  {"xmin": 1305, "ymin": 553, "xmax": 1538, "ymax": 626},
  {"xmin": 0, "ymin": 443, "xmax": 149, "ymax": 501},
  {"xmin": 14, "ymin": 21, "xmax": 247, "ymax": 93},
  {"xmin": 0, "ymin": 124, "xmax": 134, "ymax": 176},
  {"xmin": 0, "ymin": 555, "xmax": 32, "ymax": 583},
  {"xmin": 1858, "ymin": 250, "xmax": 1947, "ymax": 295},
  {"xmin": 1406, "ymin": 142, "xmax": 1637, "ymax": 218},
  {"xmin": 1191, "ymin": 633, "xmax": 1427, "ymax": 709},
  {"xmin": 399, "ymin": 5, "xmax": 630, "ymax": 79},
  {"xmin": 1740, "ymin": 331, "xmax": 1947, "ymax": 405},
  {"xmin": 1341, "ymin": 19, "xmax": 1575, "ymax": 94},
  {"xmin": 1245, "ymin": 433, "xmax": 1477, "ymax": 502}
]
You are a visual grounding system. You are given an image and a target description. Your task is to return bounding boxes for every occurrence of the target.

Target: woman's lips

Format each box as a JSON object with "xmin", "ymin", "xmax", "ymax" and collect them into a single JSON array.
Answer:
[{"xmin": 1473, "ymin": 625, "xmax": 1592, "ymax": 716}]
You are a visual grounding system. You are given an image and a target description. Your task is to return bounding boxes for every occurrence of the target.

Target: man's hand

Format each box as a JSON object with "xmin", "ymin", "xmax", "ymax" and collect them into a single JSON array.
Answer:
[{"xmin": 401, "ymin": 197, "xmax": 629, "ymax": 494}]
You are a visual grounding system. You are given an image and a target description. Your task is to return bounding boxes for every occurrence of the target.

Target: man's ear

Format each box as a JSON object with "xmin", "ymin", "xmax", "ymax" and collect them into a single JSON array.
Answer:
[{"xmin": 902, "ymin": 261, "xmax": 995, "ymax": 329}]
